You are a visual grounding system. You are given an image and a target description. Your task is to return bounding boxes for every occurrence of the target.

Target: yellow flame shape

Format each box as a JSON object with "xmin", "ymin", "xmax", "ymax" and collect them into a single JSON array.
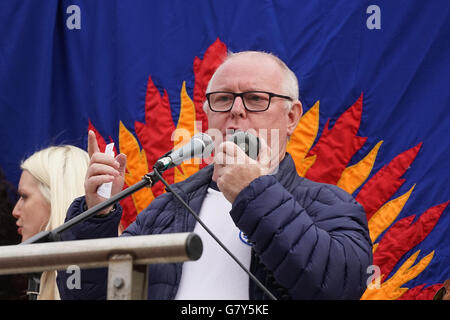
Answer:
[
  {"xmin": 337, "ymin": 141, "xmax": 383, "ymax": 194},
  {"xmin": 287, "ymin": 101, "xmax": 320, "ymax": 176},
  {"xmin": 119, "ymin": 121, "xmax": 154, "ymax": 213},
  {"xmin": 369, "ymin": 184, "xmax": 416, "ymax": 243},
  {"xmin": 173, "ymin": 81, "xmax": 200, "ymax": 183},
  {"xmin": 361, "ymin": 250, "xmax": 434, "ymax": 300}
]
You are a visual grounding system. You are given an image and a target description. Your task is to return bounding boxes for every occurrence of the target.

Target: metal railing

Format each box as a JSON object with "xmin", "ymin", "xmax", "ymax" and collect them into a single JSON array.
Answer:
[{"xmin": 0, "ymin": 232, "xmax": 202, "ymax": 299}]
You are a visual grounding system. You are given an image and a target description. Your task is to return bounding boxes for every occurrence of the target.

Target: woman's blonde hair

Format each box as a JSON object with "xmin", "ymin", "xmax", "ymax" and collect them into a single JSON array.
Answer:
[{"xmin": 21, "ymin": 145, "xmax": 89, "ymax": 300}]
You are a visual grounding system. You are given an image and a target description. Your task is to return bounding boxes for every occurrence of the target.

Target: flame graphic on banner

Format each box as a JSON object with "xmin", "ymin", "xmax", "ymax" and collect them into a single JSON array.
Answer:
[{"xmin": 88, "ymin": 38, "xmax": 447, "ymax": 299}]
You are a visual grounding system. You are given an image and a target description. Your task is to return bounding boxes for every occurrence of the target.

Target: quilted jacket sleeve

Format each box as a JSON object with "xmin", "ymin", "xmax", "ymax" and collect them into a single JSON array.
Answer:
[
  {"xmin": 230, "ymin": 175, "xmax": 372, "ymax": 299},
  {"xmin": 56, "ymin": 196, "xmax": 122, "ymax": 300}
]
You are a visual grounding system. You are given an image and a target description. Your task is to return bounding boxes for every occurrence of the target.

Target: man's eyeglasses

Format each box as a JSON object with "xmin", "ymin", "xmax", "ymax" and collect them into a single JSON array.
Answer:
[{"xmin": 206, "ymin": 91, "xmax": 293, "ymax": 112}]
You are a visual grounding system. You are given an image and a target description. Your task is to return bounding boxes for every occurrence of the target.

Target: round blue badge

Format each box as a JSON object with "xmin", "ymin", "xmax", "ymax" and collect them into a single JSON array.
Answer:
[{"xmin": 239, "ymin": 231, "xmax": 252, "ymax": 246}]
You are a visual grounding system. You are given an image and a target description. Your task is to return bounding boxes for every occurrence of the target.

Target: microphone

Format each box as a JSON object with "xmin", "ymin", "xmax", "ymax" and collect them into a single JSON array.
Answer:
[
  {"xmin": 228, "ymin": 130, "xmax": 260, "ymax": 160},
  {"xmin": 154, "ymin": 133, "xmax": 213, "ymax": 171}
]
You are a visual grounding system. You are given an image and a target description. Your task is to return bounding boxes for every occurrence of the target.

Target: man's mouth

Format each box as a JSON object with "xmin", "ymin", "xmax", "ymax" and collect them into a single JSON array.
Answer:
[
  {"xmin": 225, "ymin": 127, "xmax": 239, "ymax": 134},
  {"xmin": 225, "ymin": 127, "xmax": 243, "ymax": 139}
]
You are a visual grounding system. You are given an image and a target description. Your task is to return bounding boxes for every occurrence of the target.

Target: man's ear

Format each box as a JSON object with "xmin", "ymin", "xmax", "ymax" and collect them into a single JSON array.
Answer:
[{"xmin": 287, "ymin": 101, "xmax": 303, "ymax": 136}]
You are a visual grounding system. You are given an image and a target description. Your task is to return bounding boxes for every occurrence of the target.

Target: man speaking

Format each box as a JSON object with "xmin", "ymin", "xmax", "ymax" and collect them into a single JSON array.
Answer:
[{"xmin": 57, "ymin": 51, "xmax": 372, "ymax": 300}]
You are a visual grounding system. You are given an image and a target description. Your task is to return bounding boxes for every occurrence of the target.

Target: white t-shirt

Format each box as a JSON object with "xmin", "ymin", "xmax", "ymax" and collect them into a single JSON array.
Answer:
[{"xmin": 175, "ymin": 185, "xmax": 252, "ymax": 300}]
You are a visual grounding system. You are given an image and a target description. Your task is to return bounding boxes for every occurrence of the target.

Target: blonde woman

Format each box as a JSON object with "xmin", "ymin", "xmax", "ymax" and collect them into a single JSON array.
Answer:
[{"xmin": 12, "ymin": 145, "xmax": 89, "ymax": 300}]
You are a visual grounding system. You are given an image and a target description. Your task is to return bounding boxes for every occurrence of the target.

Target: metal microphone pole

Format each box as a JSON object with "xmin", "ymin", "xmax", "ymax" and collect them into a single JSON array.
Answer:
[{"xmin": 22, "ymin": 171, "xmax": 160, "ymax": 245}]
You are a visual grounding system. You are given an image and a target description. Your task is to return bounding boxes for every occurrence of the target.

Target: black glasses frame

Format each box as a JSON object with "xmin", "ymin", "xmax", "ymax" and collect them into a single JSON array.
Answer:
[{"xmin": 206, "ymin": 91, "xmax": 293, "ymax": 112}]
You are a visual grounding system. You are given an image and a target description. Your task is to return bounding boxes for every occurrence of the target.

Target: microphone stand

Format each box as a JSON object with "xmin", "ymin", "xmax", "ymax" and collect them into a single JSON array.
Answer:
[
  {"xmin": 152, "ymin": 167, "xmax": 277, "ymax": 300},
  {"xmin": 20, "ymin": 171, "xmax": 161, "ymax": 300},
  {"xmin": 22, "ymin": 171, "xmax": 159, "ymax": 245}
]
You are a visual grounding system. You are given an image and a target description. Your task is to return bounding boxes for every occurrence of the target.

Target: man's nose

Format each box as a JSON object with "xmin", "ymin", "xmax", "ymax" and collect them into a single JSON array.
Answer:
[{"xmin": 230, "ymin": 96, "xmax": 247, "ymax": 117}]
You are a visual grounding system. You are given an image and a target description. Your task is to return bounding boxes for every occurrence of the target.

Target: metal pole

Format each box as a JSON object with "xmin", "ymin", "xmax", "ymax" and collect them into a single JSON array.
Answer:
[{"xmin": 0, "ymin": 233, "xmax": 202, "ymax": 275}]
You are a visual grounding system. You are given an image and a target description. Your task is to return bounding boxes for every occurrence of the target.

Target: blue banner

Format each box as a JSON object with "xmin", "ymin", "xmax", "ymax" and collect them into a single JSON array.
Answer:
[{"xmin": 0, "ymin": 0, "xmax": 448, "ymax": 299}]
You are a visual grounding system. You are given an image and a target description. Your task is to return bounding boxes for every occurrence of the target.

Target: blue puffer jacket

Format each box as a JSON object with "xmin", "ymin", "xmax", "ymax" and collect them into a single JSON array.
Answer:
[{"xmin": 57, "ymin": 153, "xmax": 372, "ymax": 300}]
